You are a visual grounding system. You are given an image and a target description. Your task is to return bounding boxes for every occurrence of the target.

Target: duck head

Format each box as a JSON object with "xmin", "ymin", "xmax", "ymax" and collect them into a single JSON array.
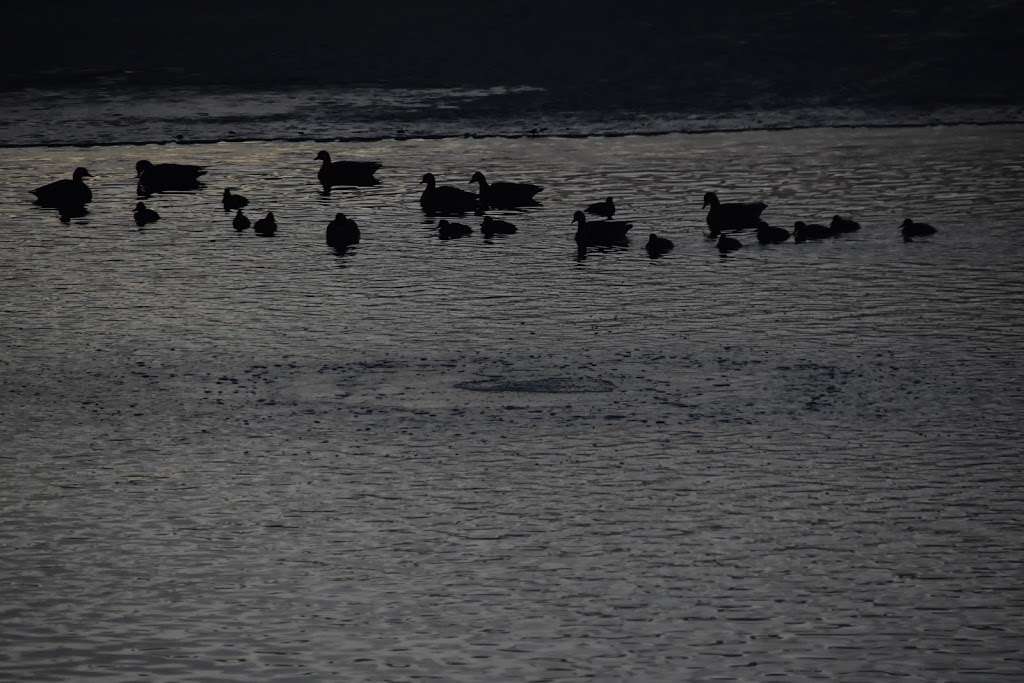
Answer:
[
  {"xmin": 901, "ymin": 218, "xmax": 914, "ymax": 229},
  {"xmin": 135, "ymin": 160, "xmax": 153, "ymax": 177},
  {"xmin": 334, "ymin": 212, "xmax": 346, "ymax": 221},
  {"xmin": 469, "ymin": 171, "xmax": 486, "ymax": 185},
  {"xmin": 572, "ymin": 210, "xmax": 586, "ymax": 225},
  {"xmin": 702, "ymin": 192, "xmax": 719, "ymax": 209},
  {"xmin": 420, "ymin": 173, "xmax": 436, "ymax": 187},
  {"xmin": 315, "ymin": 151, "xmax": 331, "ymax": 162},
  {"xmin": 794, "ymin": 221, "xmax": 807, "ymax": 229},
  {"xmin": 135, "ymin": 202, "xmax": 146, "ymax": 211},
  {"xmin": 266, "ymin": 212, "xmax": 276, "ymax": 221},
  {"xmin": 72, "ymin": 167, "xmax": 92, "ymax": 181}
]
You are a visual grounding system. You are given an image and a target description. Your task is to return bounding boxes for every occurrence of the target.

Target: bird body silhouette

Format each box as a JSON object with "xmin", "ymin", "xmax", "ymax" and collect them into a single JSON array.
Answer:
[
  {"xmin": 793, "ymin": 221, "xmax": 836, "ymax": 243},
  {"xmin": 469, "ymin": 171, "xmax": 542, "ymax": 208},
  {"xmin": 133, "ymin": 202, "xmax": 160, "ymax": 227},
  {"xmin": 703, "ymin": 192, "xmax": 766, "ymax": 231},
  {"xmin": 756, "ymin": 221, "xmax": 791, "ymax": 244},
  {"xmin": 420, "ymin": 173, "xmax": 478, "ymax": 215},
  {"xmin": 136, "ymin": 160, "xmax": 206, "ymax": 194},
  {"xmin": 315, "ymin": 151, "xmax": 381, "ymax": 186},
  {"xmin": 830, "ymin": 215, "xmax": 861, "ymax": 233},
  {"xmin": 480, "ymin": 216, "xmax": 517, "ymax": 235},
  {"xmin": 233, "ymin": 210, "xmax": 250, "ymax": 231},
  {"xmin": 646, "ymin": 233, "xmax": 674, "ymax": 255},
  {"xmin": 573, "ymin": 210, "xmax": 631, "ymax": 244},
  {"xmin": 900, "ymin": 218, "xmax": 937, "ymax": 241},
  {"xmin": 326, "ymin": 213, "xmax": 361, "ymax": 248},
  {"xmin": 716, "ymin": 234, "xmax": 743, "ymax": 252},
  {"xmin": 585, "ymin": 197, "xmax": 615, "ymax": 219},
  {"xmin": 223, "ymin": 188, "xmax": 248, "ymax": 211},
  {"xmin": 253, "ymin": 212, "xmax": 277, "ymax": 236},
  {"xmin": 438, "ymin": 219, "xmax": 472, "ymax": 239},
  {"xmin": 31, "ymin": 167, "xmax": 93, "ymax": 207}
]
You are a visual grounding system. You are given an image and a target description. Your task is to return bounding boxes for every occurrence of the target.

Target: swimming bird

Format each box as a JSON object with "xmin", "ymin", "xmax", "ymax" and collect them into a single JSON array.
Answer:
[
  {"xmin": 716, "ymin": 234, "xmax": 743, "ymax": 252},
  {"xmin": 253, "ymin": 212, "xmax": 277, "ymax": 236},
  {"xmin": 585, "ymin": 197, "xmax": 615, "ymax": 219},
  {"xmin": 830, "ymin": 215, "xmax": 861, "ymax": 233},
  {"xmin": 233, "ymin": 210, "xmax": 250, "ymax": 231},
  {"xmin": 900, "ymin": 218, "xmax": 937, "ymax": 241},
  {"xmin": 756, "ymin": 220, "xmax": 791, "ymax": 244},
  {"xmin": 136, "ymin": 160, "xmax": 206, "ymax": 194},
  {"xmin": 30, "ymin": 167, "xmax": 93, "ymax": 207},
  {"xmin": 573, "ymin": 210, "xmax": 631, "ymax": 244},
  {"xmin": 646, "ymin": 233, "xmax": 674, "ymax": 256},
  {"xmin": 223, "ymin": 188, "xmax": 248, "ymax": 211},
  {"xmin": 315, "ymin": 151, "xmax": 382, "ymax": 187},
  {"xmin": 469, "ymin": 171, "xmax": 543, "ymax": 208},
  {"xmin": 703, "ymin": 192, "xmax": 767, "ymax": 231},
  {"xmin": 438, "ymin": 219, "xmax": 472, "ymax": 239},
  {"xmin": 133, "ymin": 202, "xmax": 160, "ymax": 227},
  {"xmin": 793, "ymin": 221, "xmax": 836, "ymax": 243},
  {"xmin": 480, "ymin": 216, "xmax": 517, "ymax": 236},
  {"xmin": 420, "ymin": 173, "xmax": 478, "ymax": 215},
  {"xmin": 325, "ymin": 213, "xmax": 361, "ymax": 248}
]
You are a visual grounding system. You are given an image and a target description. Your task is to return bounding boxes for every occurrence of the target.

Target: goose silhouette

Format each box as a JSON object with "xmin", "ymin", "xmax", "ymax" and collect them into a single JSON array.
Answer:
[
  {"xmin": 31, "ymin": 167, "xmax": 93, "ymax": 208},
  {"xmin": 223, "ymin": 188, "xmax": 248, "ymax": 211},
  {"xmin": 420, "ymin": 173, "xmax": 478, "ymax": 215},
  {"xmin": 315, "ymin": 151, "xmax": 381, "ymax": 187},
  {"xmin": 136, "ymin": 160, "xmax": 206, "ymax": 194},
  {"xmin": 703, "ymin": 192, "xmax": 766, "ymax": 231},
  {"xmin": 469, "ymin": 171, "xmax": 542, "ymax": 208},
  {"xmin": 573, "ymin": 210, "xmax": 631, "ymax": 244},
  {"xmin": 133, "ymin": 202, "xmax": 160, "ymax": 227},
  {"xmin": 585, "ymin": 197, "xmax": 615, "ymax": 219},
  {"xmin": 233, "ymin": 210, "xmax": 250, "ymax": 231},
  {"xmin": 253, "ymin": 212, "xmax": 277, "ymax": 236},
  {"xmin": 326, "ymin": 213, "xmax": 361, "ymax": 248},
  {"xmin": 480, "ymin": 216, "xmax": 517, "ymax": 236},
  {"xmin": 438, "ymin": 219, "xmax": 472, "ymax": 239}
]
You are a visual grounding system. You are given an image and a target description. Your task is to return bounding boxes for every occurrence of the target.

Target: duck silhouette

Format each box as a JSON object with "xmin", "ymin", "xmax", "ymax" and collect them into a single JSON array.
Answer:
[
  {"xmin": 585, "ymin": 197, "xmax": 615, "ymax": 219},
  {"xmin": 223, "ymin": 188, "xmax": 249, "ymax": 211},
  {"xmin": 716, "ymin": 234, "xmax": 743, "ymax": 252},
  {"xmin": 469, "ymin": 171, "xmax": 542, "ymax": 208},
  {"xmin": 646, "ymin": 233, "xmax": 674, "ymax": 256},
  {"xmin": 325, "ymin": 213, "xmax": 361, "ymax": 248},
  {"xmin": 438, "ymin": 219, "xmax": 472, "ymax": 239},
  {"xmin": 253, "ymin": 212, "xmax": 277, "ymax": 236},
  {"xmin": 420, "ymin": 173, "xmax": 478, "ymax": 215},
  {"xmin": 480, "ymin": 216, "xmax": 517, "ymax": 236},
  {"xmin": 233, "ymin": 210, "xmax": 250, "ymax": 231},
  {"xmin": 315, "ymin": 151, "xmax": 381, "ymax": 187},
  {"xmin": 830, "ymin": 215, "xmax": 861, "ymax": 233},
  {"xmin": 573, "ymin": 210, "xmax": 631, "ymax": 244},
  {"xmin": 133, "ymin": 202, "xmax": 160, "ymax": 227},
  {"xmin": 793, "ymin": 220, "xmax": 836, "ymax": 243},
  {"xmin": 136, "ymin": 160, "xmax": 206, "ymax": 194},
  {"xmin": 900, "ymin": 218, "xmax": 937, "ymax": 241},
  {"xmin": 756, "ymin": 221, "xmax": 791, "ymax": 244},
  {"xmin": 31, "ymin": 167, "xmax": 93, "ymax": 208},
  {"xmin": 703, "ymin": 192, "xmax": 766, "ymax": 231}
]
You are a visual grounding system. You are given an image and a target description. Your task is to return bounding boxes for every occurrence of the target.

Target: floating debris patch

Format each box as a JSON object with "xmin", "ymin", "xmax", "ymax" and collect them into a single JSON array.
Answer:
[{"xmin": 455, "ymin": 376, "xmax": 615, "ymax": 394}]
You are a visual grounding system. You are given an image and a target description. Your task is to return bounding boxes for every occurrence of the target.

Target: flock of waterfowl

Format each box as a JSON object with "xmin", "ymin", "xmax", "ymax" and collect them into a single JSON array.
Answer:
[{"xmin": 29, "ymin": 151, "xmax": 939, "ymax": 252}]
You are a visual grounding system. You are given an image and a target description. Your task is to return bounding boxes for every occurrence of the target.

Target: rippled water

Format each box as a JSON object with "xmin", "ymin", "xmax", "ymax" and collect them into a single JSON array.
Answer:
[{"xmin": 1, "ymin": 125, "xmax": 1023, "ymax": 681}]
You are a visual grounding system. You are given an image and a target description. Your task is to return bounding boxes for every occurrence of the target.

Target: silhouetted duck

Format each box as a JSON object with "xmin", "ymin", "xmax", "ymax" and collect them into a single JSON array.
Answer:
[
  {"xmin": 646, "ymin": 233, "xmax": 674, "ymax": 256},
  {"xmin": 585, "ymin": 197, "xmax": 615, "ymax": 219},
  {"xmin": 703, "ymin": 192, "xmax": 767, "ymax": 231},
  {"xmin": 253, "ymin": 212, "xmax": 277, "ymax": 236},
  {"xmin": 469, "ymin": 171, "xmax": 543, "ymax": 208},
  {"xmin": 420, "ymin": 173, "xmax": 478, "ymax": 215},
  {"xmin": 900, "ymin": 218, "xmax": 937, "ymax": 241},
  {"xmin": 480, "ymin": 216, "xmax": 517, "ymax": 236},
  {"xmin": 830, "ymin": 215, "xmax": 861, "ymax": 233},
  {"xmin": 315, "ymin": 151, "xmax": 381, "ymax": 186},
  {"xmin": 438, "ymin": 219, "xmax": 472, "ymax": 239},
  {"xmin": 793, "ymin": 221, "xmax": 835, "ymax": 243},
  {"xmin": 223, "ymin": 188, "xmax": 248, "ymax": 211},
  {"xmin": 133, "ymin": 202, "xmax": 160, "ymax": 227},
  {"xmin": 326, "ymin": 213, "xmax": 361, "ymax": 247},
  {"xmin": 716, "ymin": 234, "xmax": 743, "ymax": 252},
  {"xmin": 136, "ymin": 160, "xmax": 206, "ymax": 194},
  {"xmin": 31, "ymin": 167, "xmax": 93, "ymax": 207},
  {"xmin": 756, "ymin": 220, "xmax": 791, "ymax": 244},
  {"xmin": 573, "ymin": 210, "xmax": 631, "ymax": 244},
  {"xmin": 233, "ymin": 210, "xmax": 250, "ymax": 231}
]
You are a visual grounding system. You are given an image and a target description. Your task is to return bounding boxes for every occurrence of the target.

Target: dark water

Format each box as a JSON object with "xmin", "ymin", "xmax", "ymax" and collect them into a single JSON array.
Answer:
[{"xmin": 1, "ymin": 125, "xmax": 1023, "ymax": 680}]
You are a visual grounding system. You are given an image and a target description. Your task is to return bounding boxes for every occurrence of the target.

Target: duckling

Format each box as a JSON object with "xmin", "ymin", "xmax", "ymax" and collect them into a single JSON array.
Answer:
[
  {"xmin": 585, "ymin": 197, "xmax": 615, "ymax": 219},
  {"xmin": 233, "ymin": 209, "xmax": 250, "ymax": 231},
  {"xmin": 325, "ymin": 212, "xmax": 361, "ymax": 247},
  {"xmin": 438, "ymin": 219, "xmax": 472, "ymax": 239},
  {"xmin": 900, "ymin": 218, "xmax": 937, "ymax": 241},
  {"xmin": 253, "ymin": 212, "xmax": 277, "ymax": 236},
  {"xmin": 133, "ymin": 202, "xmax": 160, "ymax": 227},
  {"xmin": 646, "ymin": 233, "xmax": 674, "ymax": 256},
  {"xmin": 480, "ymin": 216, "xmax": 517, "ymax": 236},
  {"xmin": 830, "ymin": 214, "xmax": 861, "ymax": 233},
  {"xmin": 716, "ymin": 234, "xmax": 743, "ymax": 252},
  {"xmin": 223, "ymin": 188, "xmax": 249, "ymax": 211},
  {"xmin": 793, "ymin": 220, "xmax": 835, "ymax": 243},
  {"xmin": 756, "ymin": 220, "xmax": 791, "ymax": 244}
]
